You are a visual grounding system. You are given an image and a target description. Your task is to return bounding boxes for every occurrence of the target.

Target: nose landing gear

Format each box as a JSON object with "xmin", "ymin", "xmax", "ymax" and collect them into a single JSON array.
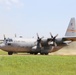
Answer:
[{"xmin": 8, "ymin": 52, "xmax": 13, "ymax": 55}]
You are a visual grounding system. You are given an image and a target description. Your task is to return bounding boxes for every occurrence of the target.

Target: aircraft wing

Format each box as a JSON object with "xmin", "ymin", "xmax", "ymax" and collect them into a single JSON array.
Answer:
[{"xmin": 63, "ymin": 36, "xmax": 76, "ymax": 41}]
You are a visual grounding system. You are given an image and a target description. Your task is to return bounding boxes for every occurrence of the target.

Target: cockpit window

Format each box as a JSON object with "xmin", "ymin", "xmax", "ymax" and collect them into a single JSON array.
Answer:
[{"xmin": 6, "ymin": 38, "xmax": 13, "ymax": 42}]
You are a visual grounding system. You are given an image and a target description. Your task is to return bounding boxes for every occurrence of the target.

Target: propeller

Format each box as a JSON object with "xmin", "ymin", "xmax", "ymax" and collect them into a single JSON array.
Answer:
[
  {"xmin": 49, "ymin": 32, "xmax": 58, "ymax": 47},
  {"xmin": 3, "ymin": 34, "xmax": 6, "ymax": 40},
  {"xmin": 3, "ymin": 34, "xmax": 7, "ymax": 44},
  {"xmin": 36, "ymin": 33, "xmax": 44, "ymax": 48}
]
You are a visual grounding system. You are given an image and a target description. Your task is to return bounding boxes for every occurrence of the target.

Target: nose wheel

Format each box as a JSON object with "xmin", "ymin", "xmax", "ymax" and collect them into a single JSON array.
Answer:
[{"xmin": 8, "ymin": 52, "xmax": 13, "ymax": 55}]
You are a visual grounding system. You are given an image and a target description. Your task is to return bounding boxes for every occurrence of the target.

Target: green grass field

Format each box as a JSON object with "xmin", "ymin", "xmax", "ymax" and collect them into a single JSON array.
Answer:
[
  {"xmin": 0, "ymin": 54, "xmax": 76, "ymax": 75},
  {"xmin": 0, "ymin": 50, "xmax": 76, "ymax": 75}
]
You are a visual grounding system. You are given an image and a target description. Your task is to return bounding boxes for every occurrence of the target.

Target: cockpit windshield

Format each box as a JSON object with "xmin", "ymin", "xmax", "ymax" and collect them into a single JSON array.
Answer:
[{"xmin": 6, "ymin": 38, "xmax": 13, "ymax": 42}]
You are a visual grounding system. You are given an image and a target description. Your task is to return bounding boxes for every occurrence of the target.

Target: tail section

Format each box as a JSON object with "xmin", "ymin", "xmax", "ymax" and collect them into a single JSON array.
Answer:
[{"xmin": 65, "ymin": 18, "xmax": 76, "ymax": 36}]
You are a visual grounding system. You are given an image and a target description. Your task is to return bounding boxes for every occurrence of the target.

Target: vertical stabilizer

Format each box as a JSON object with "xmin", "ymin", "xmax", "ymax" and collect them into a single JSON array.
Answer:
[{"xmin": 65, "ymin": 18, "xmax": 76, "ymax": 36}]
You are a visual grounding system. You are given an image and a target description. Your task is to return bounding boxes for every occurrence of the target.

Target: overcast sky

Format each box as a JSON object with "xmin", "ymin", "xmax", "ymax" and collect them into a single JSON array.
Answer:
[{"xmin": 0, "ymin": 0, "xmax": 76, "ymax": 38}]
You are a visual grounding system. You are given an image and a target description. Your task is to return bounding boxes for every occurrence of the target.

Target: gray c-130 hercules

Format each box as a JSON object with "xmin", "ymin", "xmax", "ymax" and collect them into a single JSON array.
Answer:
[{"xmin": 0, "ymin": 17, "xmax": 76, "ymax": 55}]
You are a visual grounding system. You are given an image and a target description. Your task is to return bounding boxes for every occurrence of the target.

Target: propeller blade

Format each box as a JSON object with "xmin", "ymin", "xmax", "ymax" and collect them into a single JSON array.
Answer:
[
  {"xmin": 49, "ymin": 33, "xmax": 58, "ymax": 47},
  {"xmin": 50, "ymin": 32, "xmax": 53, "ymax": 38},
  {"xmin": 41, "ymin": 36, "xmax": 44, "ymax": 39},
  {"xmin": 3, "ymin": 34, "xmax": 6, "ymax": 40},
  {"xmin": 54, "ymin": 34, "xmax": 58, "ymax": 38},
  {"xmin": 36, "ymin": 33, "xmax": 44, "ymax": 49},
  {"xmin": 37, "ymin": 33, "xmax": 39, "ymax": 39},
  {"xmin": 53, "ymin": 42, "xmax": 57, "ymax": 47}
]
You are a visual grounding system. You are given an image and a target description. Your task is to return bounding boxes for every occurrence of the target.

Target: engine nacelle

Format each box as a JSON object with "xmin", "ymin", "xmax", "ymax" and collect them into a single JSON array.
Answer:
[{"xmin": 56, "ymin": 38, "xmax": 63, "ymax": 44}]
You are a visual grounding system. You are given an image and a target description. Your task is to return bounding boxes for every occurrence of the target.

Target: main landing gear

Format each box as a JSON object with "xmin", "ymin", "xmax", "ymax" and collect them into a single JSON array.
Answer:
[
  {"xmin": 40, "ymin": 53, "xmax": 48, "ymax": 55},
  {"xmin": 30, "ymin": 52, "xmax": 38, "ymax": 55},
  {"xmin": 30, "ymin": 52, "xmax": 49, "ymax": 55}
]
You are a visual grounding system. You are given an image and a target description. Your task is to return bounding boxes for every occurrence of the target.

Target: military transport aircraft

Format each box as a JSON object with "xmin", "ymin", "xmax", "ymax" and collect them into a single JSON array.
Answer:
[{"xmin": 0, "ymin": 17, "xmax": 76, "ymax": 55}]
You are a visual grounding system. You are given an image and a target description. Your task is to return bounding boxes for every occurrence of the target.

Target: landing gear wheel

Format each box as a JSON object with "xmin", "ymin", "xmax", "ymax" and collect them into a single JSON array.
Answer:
[
  {"xmin": 40, "ymin": 53, "xmax": 44, "ymax": 55},
  {"xmin": 8, "ymin": 52, "xmax": 13, "ymax": 55},
  {"xmin": 45, "ymin": 53, "xmax": 48, "ymax": 55},
  {"xmin": 34, "ymin": 53, "xmax": 38, "ymax": 55}
]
